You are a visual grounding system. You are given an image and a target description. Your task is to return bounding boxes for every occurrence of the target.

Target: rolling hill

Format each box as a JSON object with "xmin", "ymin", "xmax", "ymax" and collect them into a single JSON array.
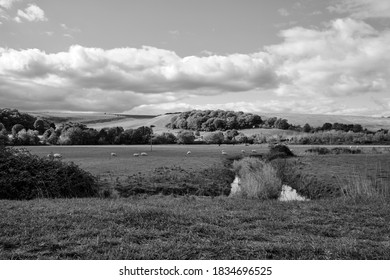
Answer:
[{"xmin": 27, "ymin": 111, "xmax": 390, "ymax": 133}]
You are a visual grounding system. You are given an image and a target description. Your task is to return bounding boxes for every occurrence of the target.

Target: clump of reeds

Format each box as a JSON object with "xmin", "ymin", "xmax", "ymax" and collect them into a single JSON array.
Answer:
[
  {"xmin": 231, "ymin": 157, "xmax": 282, "ymax": 199},
  {"xmin": 341, "ymin": 174, "xmax": 389, "ymax": 202}
]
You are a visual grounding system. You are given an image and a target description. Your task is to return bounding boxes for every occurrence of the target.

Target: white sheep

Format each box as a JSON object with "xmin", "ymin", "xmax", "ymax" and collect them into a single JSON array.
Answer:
[
  {"xmin": 110, "ymin": 152, "xmax": 117, "ymax": 157},
  {"xmin": 53, "ymin": 153, "xmax": 62, "ymax": 159},
  {"xmin": 251, "ymin": 149, "xmax": 257, "ymax": 153},
  {"xmin": 241, "ymin": 150, "xmax": 246, "ymax": 154},
  {"xmin": 221, "ymin": 150, "xmax": 227, "ymax": 155},
  {"xmin": 186, "ymin": 151, "xmax": 191, "ymax": 155},
  {"xmin": 141, "ymin": 152, "xmax": 148, "ymax": 156},
  {"xmin": 133, "ymin": 153, "xmax": 140, "ymax": 157}
]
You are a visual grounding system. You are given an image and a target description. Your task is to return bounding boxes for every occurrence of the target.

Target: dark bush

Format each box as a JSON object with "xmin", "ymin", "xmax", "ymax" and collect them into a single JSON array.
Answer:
[
  {"xmin": 0, "ymin": 147, "xmax": 99, "ymax": 200},
  {"xmin": 266, "ymin": 144, "xmax": 295, "ymax": 161}
]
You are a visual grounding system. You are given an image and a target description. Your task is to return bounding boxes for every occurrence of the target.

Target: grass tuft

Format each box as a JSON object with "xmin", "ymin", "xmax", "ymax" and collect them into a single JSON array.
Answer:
[{"xmin": 232, "ymin": 157, "xmax": 282, "ymax": 199}]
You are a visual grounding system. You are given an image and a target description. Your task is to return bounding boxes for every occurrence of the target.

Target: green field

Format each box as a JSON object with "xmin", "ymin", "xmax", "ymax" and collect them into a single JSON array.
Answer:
[
  {"xmin": 25, "ymin": 144, "xmax": 270, "ymax": 177},
  {"xmin": 1, "ymin": 144, "xmax": 390, "ymax": 259}
]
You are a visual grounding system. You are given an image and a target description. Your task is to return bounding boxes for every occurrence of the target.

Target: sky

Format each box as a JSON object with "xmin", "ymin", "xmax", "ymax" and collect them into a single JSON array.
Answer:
[{"xmin": 1, "ymin": 0, "xmax": 390, "ymax": 116}]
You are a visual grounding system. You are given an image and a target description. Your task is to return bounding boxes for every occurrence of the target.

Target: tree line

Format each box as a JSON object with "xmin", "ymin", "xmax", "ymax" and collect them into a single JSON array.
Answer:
[{"xmin": 1, "ymin": 108, "xmax": 389, "ymax": 146}]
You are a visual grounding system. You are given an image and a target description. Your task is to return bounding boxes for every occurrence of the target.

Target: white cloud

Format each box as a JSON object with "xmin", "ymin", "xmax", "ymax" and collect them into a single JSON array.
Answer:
[
  {"xmin": 267, "ymin": 18, "xmax": 390, "ymax": 99},
  {"xmin": 0, "ymin": 0, "xmax": 20, "ymax": 9},
  {"xmin": 329, "ymin": 0, "xmax": 390, "ymax": 19},
  {"xmin": 1, "ymin": 17, "xmax": 390, "ymax": 115},
  {"xmin": 0, "ymin": 45, "xmax": 281, "ymax": 112},
  {"xmin": 15, "ymin": 4, "xmax": 47, "ymax": 22}
]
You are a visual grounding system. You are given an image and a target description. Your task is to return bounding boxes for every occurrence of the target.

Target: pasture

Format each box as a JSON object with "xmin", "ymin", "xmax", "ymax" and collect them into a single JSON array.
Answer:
[{"xmin": 1, "ymin": 144, "xmax": 390, "ymax": 259}]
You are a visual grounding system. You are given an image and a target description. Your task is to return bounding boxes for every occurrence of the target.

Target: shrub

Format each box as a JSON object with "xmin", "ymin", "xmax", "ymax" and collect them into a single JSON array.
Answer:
[
  {"xmin": 0, "ymin": 146, "xmax": 99, "ymax": 200},
  {"xmin": 265, "ymin": 144, "xmax": 295, "ymax": 161},
  {"xmin": 232, "ymin": 157, "xmax": 282, "ymax": 199}
]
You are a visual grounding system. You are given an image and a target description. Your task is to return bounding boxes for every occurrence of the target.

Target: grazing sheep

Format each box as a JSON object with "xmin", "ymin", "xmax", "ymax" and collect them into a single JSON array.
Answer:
[
  {"xmin": 186, "ymin": 151, "xmax": 191, "ymax": 155},
  {"xmin": 53, "ymin": 153, "xmax": 62, "ymax": 159},
  {"xmin": 133, "ymin": 153, "xmax": 140, "ymax": 157},
  {"xmin": 241, "ymin": 150, "xmax": 246, "ymax": 154},
  {"xmin": 221, "ymin": 150, "xmax": 227, "ymax": 155},
  {"xmin": 141, "ymin": 152, "xmax": 148, "ymax": 156},
  {"xmin": 110, "ymin": 152, "xmax": 117, "ymax": 157},
  {"xmin": 251, "ymin": 149, "xmax": 257, "ymax": 153}
]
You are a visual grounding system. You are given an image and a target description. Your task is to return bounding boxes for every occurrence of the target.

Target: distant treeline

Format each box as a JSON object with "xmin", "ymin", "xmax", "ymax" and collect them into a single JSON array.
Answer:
[
  {"xmin": 1, "ymin": 108, "xmax": 390, "ymax": 146},
  {"xmin": 165, "ymin": 109, "xmax": 369, "ymax": 133}
]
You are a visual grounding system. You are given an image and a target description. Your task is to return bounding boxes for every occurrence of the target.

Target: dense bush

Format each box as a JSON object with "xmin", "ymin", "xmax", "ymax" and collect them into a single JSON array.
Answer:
[
  {"xmin": 0, "ymin": 147, "xmax": 99, "ymax": 200},
  {"xmin": 266, "ymin": 144, "xmax": 295, "ymax": 160}
]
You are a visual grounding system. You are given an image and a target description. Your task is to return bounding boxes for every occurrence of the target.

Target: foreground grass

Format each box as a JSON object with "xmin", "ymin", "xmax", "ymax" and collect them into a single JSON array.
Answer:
[{"xmin": 1, "ymin": 196, "xmax": 389, "ymax": 259}]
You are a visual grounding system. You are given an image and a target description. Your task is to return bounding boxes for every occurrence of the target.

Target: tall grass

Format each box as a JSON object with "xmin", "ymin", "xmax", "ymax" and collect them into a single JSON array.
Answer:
[
  {"xmin": 232, "ymin": 157, "xmax": 282, "ymax": 199},
  {"xmin": 341, "ymin": 174, "xmax": 389, "ymax": 202}
]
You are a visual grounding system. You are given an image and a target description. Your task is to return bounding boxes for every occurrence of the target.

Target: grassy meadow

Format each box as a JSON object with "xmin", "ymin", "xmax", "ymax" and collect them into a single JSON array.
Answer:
[{"xmin": 1, "ymin": 144, "xmax": 390, "ymax": 259}]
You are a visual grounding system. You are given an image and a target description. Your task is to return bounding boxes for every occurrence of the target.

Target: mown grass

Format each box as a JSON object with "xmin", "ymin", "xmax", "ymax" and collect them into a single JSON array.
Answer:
[{"xmin": 0, "ymin": 196, "xmax": 389, "ymax": 259}]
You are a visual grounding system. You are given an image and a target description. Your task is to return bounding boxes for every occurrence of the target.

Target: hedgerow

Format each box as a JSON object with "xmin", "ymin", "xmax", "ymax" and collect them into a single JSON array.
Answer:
[{"xmin": 0, "ymin": 146, "xmax": 99, "ymax": 200}]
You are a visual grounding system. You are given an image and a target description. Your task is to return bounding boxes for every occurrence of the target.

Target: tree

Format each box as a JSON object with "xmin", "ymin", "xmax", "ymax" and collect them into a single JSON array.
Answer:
[
  {"xmin": 274, "ymin": 118, "xmax": 289, "ymax": 130},
  {"xmin": 303, "ymin": 123, "xmax": 312, "ymax": 133},
  {"xmin": 12, "ymin": 124, "xmax": 24, "ymax": 137},
  {"xmin": 0, "ymin": 129, "xmax": 9, "ymax": 146},
  {"xmin": 176, "ymin": 131, "xmax": 195, "ymax": 144},
  {"xmin": 265, "ymin": 117, "xmax": 277, "ymax": 127},
  {"xmin": 34, "ymin": 119, "xmax": 46, "ymax": 135},
  {"xmin": 213, "ymin": 118, "xmax": 227, "ymax": 130},
  {"xmin": 203, "ymin": 131, "xmax": 225, "ymax": 144},
  {"xmin": 321, "ymin": 122, "xmax": 332, "ymax": 131}
]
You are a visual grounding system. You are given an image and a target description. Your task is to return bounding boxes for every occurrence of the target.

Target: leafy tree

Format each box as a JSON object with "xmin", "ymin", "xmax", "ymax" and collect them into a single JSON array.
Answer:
[
  {"xmin": 0, "ymin": 129, "xmax": 9, "ymax": 146},
  {"xmin": 265, "ymin": 117, "xmax": 277, "ymax": 127},
  {"xmin": 213, "ymin": 118, "xmax": 227, "ymax": 130},
  {"xmin": 33, "ymin": 119, "xmax": 46, "ymax": 135},
  {"xmin": 274, "ymin": 118, "xmax": 290, "ymax": 130},
  {"xmin": 176, "ymin": 131, "xmax": 195, "ymax": 144},
  {"xmin": 203, "ymin": 131, "xmax": 225, "ymax": 145},
  {"xmin": 303, "ymin": 123, "xmax": 312, "ymax": 133},
  {"xmin": 152, "ymin": 132, "xmax": 177, "ymax": 144},
  {"xmin": 12, "ymin": 124, "xmax": 24, "ymax": 137},
  {"xmin": 321, "ymin": 122, "xmax": 332, "ymax": 131}
]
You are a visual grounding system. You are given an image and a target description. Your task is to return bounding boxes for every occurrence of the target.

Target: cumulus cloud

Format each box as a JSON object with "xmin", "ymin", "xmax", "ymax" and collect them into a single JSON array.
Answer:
[
  {"xmin": 0, "ymin": 45, "xmax": 281, "ymax": 111},
  {"xmin": 267, "ymin": 18, "xmax": 390, "ymax": 98},
  {"xmin": 329, "ymin": 0, "xmax": 390, "ymax": 19},
  {"xmin": 15, "ymin": 3, "xmax": 47, "ymax": 22},
  {"xmin": 1, "ymin": 17, "xmax": 390, "ymax": 115},
  {"xmin": 0, "ymin": 0, "xmax": 20, "ymax": 9}
]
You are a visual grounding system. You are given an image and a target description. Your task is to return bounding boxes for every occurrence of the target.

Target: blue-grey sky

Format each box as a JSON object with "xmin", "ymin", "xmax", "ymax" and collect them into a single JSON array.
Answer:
[{"xmin": 1, "ymin": 0, "xmax": 390, "ymax": 116}]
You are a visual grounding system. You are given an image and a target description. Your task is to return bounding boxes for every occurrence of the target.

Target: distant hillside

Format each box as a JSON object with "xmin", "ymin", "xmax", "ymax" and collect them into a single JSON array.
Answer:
[
  {"xmin": 86, "ymin": 114, "xmax": 174, "ymax": 134},
  {"xmin": 25, "ymin": 110, "xmax": 390, "ymax": 132}
]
